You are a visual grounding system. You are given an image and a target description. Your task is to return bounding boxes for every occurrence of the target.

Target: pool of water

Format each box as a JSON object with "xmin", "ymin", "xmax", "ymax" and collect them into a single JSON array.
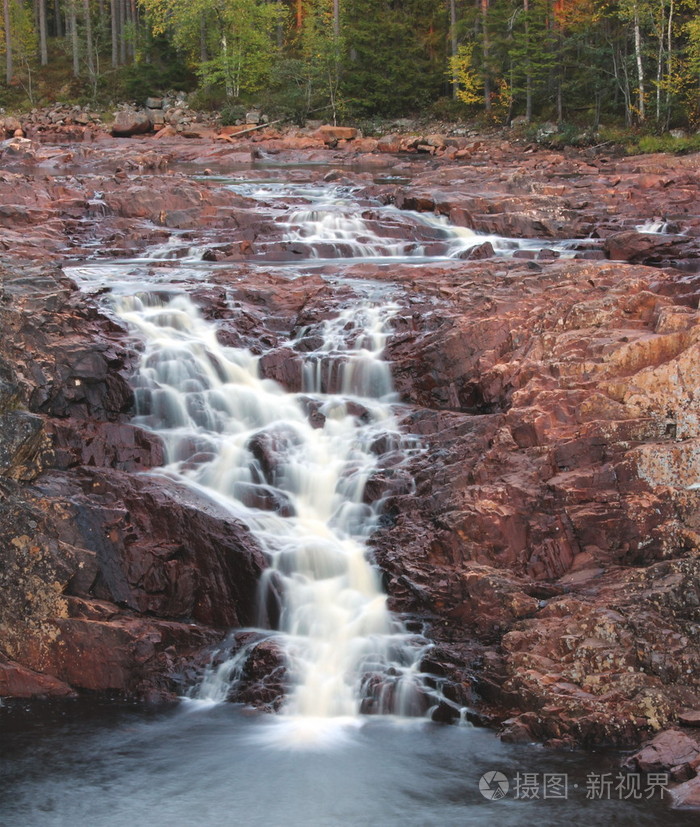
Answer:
[{"xmin": 0, "ymin": 701, "xmax": 692, "ymax": 827}]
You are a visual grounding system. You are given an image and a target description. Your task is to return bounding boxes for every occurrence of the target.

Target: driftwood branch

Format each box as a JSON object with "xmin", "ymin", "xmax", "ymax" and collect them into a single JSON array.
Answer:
[{"xmin": 218, "ymin": 117, "xmax": 286, "ymax": 140}]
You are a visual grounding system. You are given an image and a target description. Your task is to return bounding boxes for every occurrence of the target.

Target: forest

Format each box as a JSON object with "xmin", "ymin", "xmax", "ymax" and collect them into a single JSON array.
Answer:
[{"xmin": 1, "ymin": 1, "xmax": 699, "ymax": 132}]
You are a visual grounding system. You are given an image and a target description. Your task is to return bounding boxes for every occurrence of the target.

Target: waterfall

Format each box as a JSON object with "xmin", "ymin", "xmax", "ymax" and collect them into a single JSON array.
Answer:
[{"xmin": 113, "ymin": 290, "xmax": 431, "ymax": 723}]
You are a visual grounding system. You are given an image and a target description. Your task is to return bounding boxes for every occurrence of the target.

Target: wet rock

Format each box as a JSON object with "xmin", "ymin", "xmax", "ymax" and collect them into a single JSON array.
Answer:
[
  {"xmin": 669, "ymin": 776, "xmax": 700, "ymax": 809},
  {"xmin": 626, "ymin": 729, "xmax": 700, "ymax": 773},
  {"xmin": 229, "ymin": 635, "xmax": 288, "ymax": 710},
  {"xmin": 605, "ymin": 230, "xmax": 693, "ymax": 264},
  {"xmin": 457, "ymin": 241, "xmax": 494, "ymax": 260}
]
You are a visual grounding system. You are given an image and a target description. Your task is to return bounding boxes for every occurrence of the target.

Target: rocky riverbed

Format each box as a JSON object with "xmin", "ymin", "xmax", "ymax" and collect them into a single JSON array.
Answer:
[{"xmin": 1, "ymin": 126, "xmax": 700, "ymax": 807}]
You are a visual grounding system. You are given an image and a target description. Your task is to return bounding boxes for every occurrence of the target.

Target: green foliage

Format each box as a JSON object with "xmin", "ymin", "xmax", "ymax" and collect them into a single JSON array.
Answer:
[
  {"xmin": 429, "ymin": 96, "xmax": 468, "ymax": 121},
  {"xmin": 2, "ymin": 0, "xmax": 700, "ymax": 130},
  {"xmin": 108, "ymin": 50, "xmax": 195, "ymax": 102},
  {"xmin": 140, "ymin": 0, "xmax": 279, "ymax": 99},
  {"xmin": 341, "ymin": 0, "xmax": 447, "ymax": 117},
  {"xmin": 187, "ymin": 85, "xmax": 229, "ymax": 111},
  {"xmin": 219, "ymin": 102, "xmax": 248, "ymax": 124},
  {"xmin": 634, "ymin": 133, "xmax": 700, "ymax": 154}
]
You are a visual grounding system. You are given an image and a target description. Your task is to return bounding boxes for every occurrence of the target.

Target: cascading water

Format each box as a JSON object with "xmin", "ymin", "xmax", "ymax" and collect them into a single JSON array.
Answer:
[
  {"xmin": 224, "ymin": 180, "xmax": 552, "ymax": 261},
  {"xmin": 636, "ymin": 219, "xmax": 670, "ymax": 234},
  {"xmin": 112, "ymin": 288, "xmax": 433, "ymax": 726}
]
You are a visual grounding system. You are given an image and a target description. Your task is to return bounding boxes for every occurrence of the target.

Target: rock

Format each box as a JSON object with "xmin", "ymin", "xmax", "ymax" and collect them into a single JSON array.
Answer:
[
  {"xmin": 424, "ymin": 134, "xmax": 447, "ymax": 149},
  {"xmin": 111, "ymin": 109, "xmax": 152, "ymax": 137},
  {"xmin": 245, "ymin": 110, "xmax": 261, "ymax": 124},
  {"xmin": 2, "ymin": 116, "xmax": 21, "ymax": 135},
  {"xmin": 604, "ymin": 230, "xmax": 692, "ymax": 264},
  {"xmin": 377, "ymin": 133, "xmax": 403, "ymax": 153},
  {"xmin": 153, "ymin": 124, "xmax": 178, "ymax": 139},
  {"xmin": 669, "ymin": 776, "xmax": 700, "ymax": 809},
  {"xmin": 145, "ymin": 97, "xmax": 163, "ymax": 109},
  {"xmin": 679, "ymin": 711, "xmax": 700, "ymax": 728},
  {"xmin": 146, "ymin": 108, "xmax": 165, "ymax": 127},
  {"xmin": 315, "ymin": 125, "xmax": 359, "ymax": 145},
  {"xmin": 0, "ymin": 411, "xmax": 48, "ymax": 481},
  {"xmin": 457, "ymin": 241, "xmax": 494, "ymax": 260},
  {"xmin": 627, "ymin": 729, "xmax": 700, "ymax": 772},
  {"xmin": 0, "ymin": 656, "xmax": 76, "ymax": 697},
  {"xmin": 537, "ymin": 121, "xmax": 558, "ymax": 139}
]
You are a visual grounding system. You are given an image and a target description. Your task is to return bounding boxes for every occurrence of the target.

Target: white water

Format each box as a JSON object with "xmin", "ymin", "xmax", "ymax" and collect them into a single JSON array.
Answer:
[
  {"xmin": 222, "ymin": 180, "xmax": 585, "ymax": 261},
  {"xmin": 112, "ymin": 289, "xmax": 432, "ymax": 724},
  {"xmin": 636, "ymin": 219, "xmax": 670, "ymax": 234}
]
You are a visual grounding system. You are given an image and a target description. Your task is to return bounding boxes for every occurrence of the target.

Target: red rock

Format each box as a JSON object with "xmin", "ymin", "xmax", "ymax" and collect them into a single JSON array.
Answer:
[
  {"xmin": 669, "ymin": 776, "xmax": 700, "ymax": 810},
  {"xmin": 314, "ymin": 125, "xmax": 358, "ymax": 144},
  {"xmin": 111, "ymin": 109, "xmax": 152, "ymax": 137},
  {"xmin": 376, "ymin": 133, "xmax": 403, "ymax": 153},
  {"xmin": 627, "ymin": 730, "xmax": 700, "ymax": 772},
  {"xmin": 604, "ymin": 230, "xmax": 692, "ymax": 263},
  {"xmin": 680, "ymin": 711, "xmax": 700, "ymax": 727},
  {"xmin": 0, "ymin": 657, "xmax": 75, "ymax": 697}
]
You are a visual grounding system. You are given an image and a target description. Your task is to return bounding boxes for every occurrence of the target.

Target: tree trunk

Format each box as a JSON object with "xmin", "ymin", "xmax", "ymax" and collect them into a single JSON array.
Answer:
[
  {"xmin": 524, "ymin": 0, "xmax": 532, "ymax": 121},
  {"xmin": 633, "ymin": 2, "xmax": 645, "ymax": 121},
  {"xmin": 296, "ymin": 0, "xmax": 302, "ymax": 30},
  {"xmin": 448, "ymin": 0, "xmax": 458, "ymax": 98},
  {"xmin": 54, "ymin": 0, "xmax": 62, "ymax": 37},
  {"xmin": 84, "ymin": 0, "xmax": 94, "ymax": 75},
  {"xmin": 119, "ymin": 0, "xmax": 126, "ymax": 65},
  {"xmin": 70, "ymin": 1, "xmax": 80, "ymax": 77},
  {"xmin": 655, "ymin": 0, "xmax": 664, "ymax": 121},
  {"xmin": 333, "ymin": 0, "xmax": 339, "ymax": 37},
  {"xmin": 481, "ymin": 0, "xmax": 491, "ymax": 110},
  {"xmin": 128, "ymin": 0, "xmax": 135, "ymax": 61},
  {"xmin": 200, "ymin": 16, "xmax": 208, "ymax": 61},
  {"xmin": 3, "ymin": 0, "xmax": 12, "ymax": 84},
  {"xmin": 221, "ymin": 34, "xmax": 234, "ymax": 98},
  {"xmin": 111, "ymin": 0, "xmax": 118, "ymax": 66},
  {"xmin": 666, "ymin": 0, "xmax": 674, "ymax": 127},
  {"xmin": 38, "ymin": 0, "xmax": 48, "ymax": 65}
]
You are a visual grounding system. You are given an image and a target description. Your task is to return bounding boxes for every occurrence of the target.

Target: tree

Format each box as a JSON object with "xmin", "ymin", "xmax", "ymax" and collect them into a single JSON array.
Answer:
[
  {"xmin": 140, "ymin": 0, "xmax": 279, "ymax": 99},
  {"xmin": 4, "ymin": 0, "xmax": 13, "ymax": 82},
  {"xmin": 343, "ymin": 0, "xmax": 447, "ymax": 116}
]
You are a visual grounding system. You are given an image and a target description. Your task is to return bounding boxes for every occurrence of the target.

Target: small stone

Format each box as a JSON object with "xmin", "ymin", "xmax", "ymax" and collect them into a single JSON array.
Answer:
[{"xmin": 679, "ymin": 711, "xmax": 700, "ymax": 728}]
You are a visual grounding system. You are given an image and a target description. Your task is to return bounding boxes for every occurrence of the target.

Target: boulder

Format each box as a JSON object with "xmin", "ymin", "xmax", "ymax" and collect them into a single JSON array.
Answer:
[
  {"xmin": 604, "ymin": 230, "xmax": 692, "ymax": 264},
  {"xmin": 315, "ymin": 125, "xmax": 359, "ymax": 144},
  {"xmin": 626, "ymin": 729, "xmax": 700, "ymax": 773},
  {"xmin": 377, "ymin": 133, "xmax": 403, "ymax": 153},
  {"xmin": 111, "ymin": 109, "xmax": 152, "ymax": 137},
  {"xmin": 669, "ymin": 776, "xmax": 700, "ymax": 809}
]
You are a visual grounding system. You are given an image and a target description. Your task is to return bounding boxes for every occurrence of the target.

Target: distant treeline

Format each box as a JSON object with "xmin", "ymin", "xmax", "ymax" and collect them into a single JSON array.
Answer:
[{"xmin": 2, "ymin": 0, "xmax": 699, "ymax": 127}]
